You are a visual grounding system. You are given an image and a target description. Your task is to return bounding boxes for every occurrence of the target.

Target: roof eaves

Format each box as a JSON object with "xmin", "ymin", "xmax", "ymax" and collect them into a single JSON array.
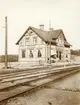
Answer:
[{"xmin": 64, "ymin": 41, "xmax": 72, "ymax": 46}]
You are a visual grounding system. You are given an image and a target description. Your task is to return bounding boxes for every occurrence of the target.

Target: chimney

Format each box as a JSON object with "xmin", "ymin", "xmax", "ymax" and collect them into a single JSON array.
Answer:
[
  {"xmin": 39, "ymin": 24, "xmax": 44, "ymax": 30},
  {"xmin": 49, "ymin": 28, "xmax": 54, "ymax": 31}
]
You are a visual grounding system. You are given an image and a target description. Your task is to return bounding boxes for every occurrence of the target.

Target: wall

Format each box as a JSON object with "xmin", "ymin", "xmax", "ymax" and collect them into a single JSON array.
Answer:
[
  {"xmin": 64, "ymin": 47, "xmax": 71, "ymax": 61},
  {"xmin": 56, "ymin": 32, "xmax": 71, "ymax": 61}
]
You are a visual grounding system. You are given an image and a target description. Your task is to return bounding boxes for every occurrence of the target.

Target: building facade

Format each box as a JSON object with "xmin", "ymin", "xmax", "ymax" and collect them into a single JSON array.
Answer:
[{"xmin": 16, "ymin": 25, "xmax": 71, "ymax": 63}]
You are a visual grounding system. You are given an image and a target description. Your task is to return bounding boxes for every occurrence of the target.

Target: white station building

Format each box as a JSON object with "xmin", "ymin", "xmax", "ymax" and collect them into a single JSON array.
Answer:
[{"xmin": 16, "ymin": 25, "xmax": 71, "ymax": 63}]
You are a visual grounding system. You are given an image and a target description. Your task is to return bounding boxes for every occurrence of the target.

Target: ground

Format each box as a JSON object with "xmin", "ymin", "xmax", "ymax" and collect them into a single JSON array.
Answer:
[{"xmin": 4, "ymin": 88, "xmax": 80, "ymax": 105}]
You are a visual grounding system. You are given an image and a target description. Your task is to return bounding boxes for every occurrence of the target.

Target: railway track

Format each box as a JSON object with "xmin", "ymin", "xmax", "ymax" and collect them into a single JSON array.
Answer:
[
  {"xmin": 0, "ymin": 65, "xmax": 79, "ymax": 81},
  {"xmin": 0, "ymin": 66, "xmax": 80, "ymax": 104}
]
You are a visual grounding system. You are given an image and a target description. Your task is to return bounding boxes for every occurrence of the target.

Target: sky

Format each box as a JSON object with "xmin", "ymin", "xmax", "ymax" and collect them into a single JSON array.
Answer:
[{"xmin": 0, "ymin": 0, "xmax": 80, "ymax": 55}]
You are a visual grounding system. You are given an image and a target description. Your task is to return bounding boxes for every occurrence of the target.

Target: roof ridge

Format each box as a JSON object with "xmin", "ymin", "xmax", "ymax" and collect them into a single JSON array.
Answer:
[{"xmin": 30, "ymin": 26, "xmax": 62, "ymax": 32}]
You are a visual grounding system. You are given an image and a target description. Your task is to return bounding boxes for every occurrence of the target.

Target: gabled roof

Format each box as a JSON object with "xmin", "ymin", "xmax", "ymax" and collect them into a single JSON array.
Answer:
[{"xmin": 16, "ymin": 26, "xmax": 71, "ymax": 46}]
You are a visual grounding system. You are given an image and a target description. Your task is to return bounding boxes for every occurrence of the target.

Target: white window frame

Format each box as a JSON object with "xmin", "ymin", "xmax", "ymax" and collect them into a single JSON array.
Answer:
[
  {"xmin": 33, "ymin": 37, "xmax": 37, "ymax": 45},
  {"xmin": 25, "ymin": 37, "xmax": 30, "ymax": 45}
]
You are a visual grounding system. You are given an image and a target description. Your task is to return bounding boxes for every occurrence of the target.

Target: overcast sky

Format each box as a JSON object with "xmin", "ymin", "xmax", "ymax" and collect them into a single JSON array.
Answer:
[{"xmin": 0, "ymin": 0, "xmax": 80, "ymax": 55}]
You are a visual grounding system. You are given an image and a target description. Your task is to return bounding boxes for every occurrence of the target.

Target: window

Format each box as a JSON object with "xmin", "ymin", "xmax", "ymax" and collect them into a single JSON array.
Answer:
[
  {"xmin": 29, "ymin": 50, "xmax": 33, "ymax": 58},
  {"xmin": 59, "ymin": 51, "xmax": 61, "ymax": 60},
  {"xmin": 56, "ymin": 51, "xmax": 58, "ymax": 57},
  {"xmin": 33, "ymin": 37, "xmax": 37, "ymax": 45},
  {"xmin": 28, "ymin": 30, "xmax": 33, "ymax": 35},
  {"xmin": 66, "ymin": 51, "xmax": 68, "ymax": 58},
  {"xmin": 66, "ymin": 54, "xmax": 68, "ymax": 58},
  {"xmin": 57, "ymin": 35, "xmax": 64, "ymax": 46},
  {"xmin": 38, "ymin": 50, "xmax": 42, "ymax": 57},
  {"xmin": 22, "ymin": 49, "xmax": 26, "ymax": 58},
  {"xmin": 58, "ymin": 38, "xmax": 62, "ymax": 45},
  {"xmin": 25, "ymin": 37, "xmax": 30, "ymax": 45}
]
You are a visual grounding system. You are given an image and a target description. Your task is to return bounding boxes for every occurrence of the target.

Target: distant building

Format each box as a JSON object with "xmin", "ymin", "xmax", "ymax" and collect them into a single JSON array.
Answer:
[{"xmin": 16, "ymin": 25, "xmax": 71, "ymax": 63}]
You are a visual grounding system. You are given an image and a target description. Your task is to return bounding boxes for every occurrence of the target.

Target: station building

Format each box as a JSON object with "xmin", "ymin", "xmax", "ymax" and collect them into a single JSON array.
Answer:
[{"xmin": 16, "ymin": 25, "xmax": 71, "ymax": 63}]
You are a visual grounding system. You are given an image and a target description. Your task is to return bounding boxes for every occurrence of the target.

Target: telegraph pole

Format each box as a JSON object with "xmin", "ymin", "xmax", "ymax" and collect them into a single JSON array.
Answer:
[
  {"xmin": 49, "ymin": 41, "xmax": 51, "ymax": 64},
  {"xmin": 49, "ymin": 20, "xmax": 51, "ymax": 64},
  {"xmin": 5, "ymin": 16, "xmax": 8, "ymax": 69}
]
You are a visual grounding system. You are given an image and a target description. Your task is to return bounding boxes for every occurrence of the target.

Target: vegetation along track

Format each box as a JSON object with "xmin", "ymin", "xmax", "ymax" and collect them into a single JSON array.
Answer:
[{"xmin": 0, "ymin": 66, "xmax": 80, "ymax": 104}]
